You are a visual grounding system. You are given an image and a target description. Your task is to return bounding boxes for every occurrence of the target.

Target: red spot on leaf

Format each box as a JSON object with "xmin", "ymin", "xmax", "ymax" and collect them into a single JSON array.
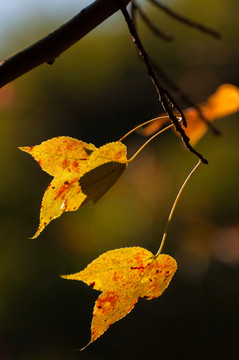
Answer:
[
  {"xmin": 97, "ymin": 292, "xmax": 119, "ymax": 313},
  {"xmin": 53, "ymin": 179, "xmax": 78, "ymax": 200},
  {"xmin": 131, "ymin": 265, "xmax": 145, "ymax": 270},
  {"xmin": 54, "ymin": 182, "xmax": 70, "ymax": 200},
  {"xmin": 62, "ymin": 159, "xmax": 70, "ymax": 169}
]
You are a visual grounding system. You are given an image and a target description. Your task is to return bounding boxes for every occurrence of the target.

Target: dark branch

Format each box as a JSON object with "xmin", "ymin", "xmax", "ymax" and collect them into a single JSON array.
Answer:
[
  {"xmin": 119, "ymin": 1, "xmax": 208, "ymax": 164},
  {"xmin": 131, "ymin": 1, "xmax": 219, "ymax": 135},
  {"xmin": 130, "ymin": 0, "xmax": 137, "ymax": 25},
  {"xmin": 153, "ymin": 62, "xmax": 221, "ymax": 135},
  {"xmin": 137, "ymin": 6, "xmax": 174, "ymax": 41},
  {"xmin": 0, "ymin": 0, "xmax": 130, "ymax": 88},
  {"xmin": 148, "ymin": 0, "xmax": 221, "ymax": 39}
]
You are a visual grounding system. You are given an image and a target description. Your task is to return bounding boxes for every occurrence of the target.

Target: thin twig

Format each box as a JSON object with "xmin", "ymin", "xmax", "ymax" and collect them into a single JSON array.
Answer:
[
  {"xmin": 153, "ymin": 62, "xmax": 221, "ymax": 135},
  {"xmin": 132, "ymin": 0, "xmax": 220, "ymax": 135},
  {"xmin": 148, "ymin": 0, "xmax": 221, "ymax": 39},
  {"xmin": 137, "ymin": 5, "xmax": 174, "ymax": 41},
  {"xmin": 0, "ymin": 0, "xmax": 131, "ymax": 88},
  {"xmin": 130, "ymin": 0, "xmax": 137, "ymax": 25},
  {"xmin": 119, "ymin": 1, "xmax": 208, "ymax": 164}
]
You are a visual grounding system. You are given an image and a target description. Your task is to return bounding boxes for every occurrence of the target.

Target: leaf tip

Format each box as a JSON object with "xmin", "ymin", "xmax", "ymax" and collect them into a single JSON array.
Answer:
[
  {"xmin": 18, "ymin": 146, "xmax": 34, "ymax": 154},
  {"xmin": 60, "ymin": 274, "xmax": 68, "ymax": 280},
  {"xmin": 60, "ymin": 273, "xmax": 81, "ymax": 281},
  {"xmin": 79, "ymin": 341, "xmax": 92, "ymax": 351},
  {"xmin": 29, "ymin": 228, "xmax": 41, "ymax": 239},
  {"xmin": 28, "ymin": 235, "xmax": 37, "ymax": 240}
]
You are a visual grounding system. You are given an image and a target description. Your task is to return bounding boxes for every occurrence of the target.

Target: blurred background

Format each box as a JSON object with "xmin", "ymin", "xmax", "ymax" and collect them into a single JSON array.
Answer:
[{"xmin": 0, "ymin": 0, "xmax": 239, "ymax": 359}]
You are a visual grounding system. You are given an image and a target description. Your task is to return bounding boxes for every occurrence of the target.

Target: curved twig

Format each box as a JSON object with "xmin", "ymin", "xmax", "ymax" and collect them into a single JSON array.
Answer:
[
  {"xmin": 119, "ymin": 1, "xmax": 208, "ymax": 164},
  {"xmin": 148, "ymin": 0, "xmax": 221, "ymax": 39},
  {"xmin": 130, "ymin": 0, "xmax": 221, "ymax": 135},
  {"xmin": 137, "ymin": 6, "xmax": 174, "ymax": 41},
  {"xmin": 152, "ymin": 62, "xmax": 221, "ymax": 135}
]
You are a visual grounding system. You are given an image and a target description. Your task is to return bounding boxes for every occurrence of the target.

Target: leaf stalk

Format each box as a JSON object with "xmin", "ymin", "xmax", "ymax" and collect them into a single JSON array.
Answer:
[{"xmin": 155, "ymin": 159, "xmax": 202, "ymax": 257}]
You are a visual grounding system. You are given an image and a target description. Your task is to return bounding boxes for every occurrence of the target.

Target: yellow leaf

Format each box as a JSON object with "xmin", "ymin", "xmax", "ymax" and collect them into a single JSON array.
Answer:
[
  {"xmin": 19, "ymin": 136, "xmax": 97, "ymax": 176},
  {"xmin": 80, "ymin": 161, "xmax": 126, "ymax": 203},
  {"xmin": 79, "ymin": 142, "xmax": 128, "ymax": 203},
  {"xmin": 19, "ymin": 137, "xmax": 127, "ymax": 238},
  {"xmin": 141, "ymin": 83, "xmax": 239, "ymax": 145},
  {"xmin": 62, "ymin": 247, "xmax": 177, "ymax": 348}
]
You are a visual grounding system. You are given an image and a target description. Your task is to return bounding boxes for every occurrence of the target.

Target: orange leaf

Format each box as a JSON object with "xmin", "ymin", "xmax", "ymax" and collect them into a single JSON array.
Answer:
[
  {"xmin": 62, "ymin": 247, "xmax": 177, "ymax": 348},
  {"xmin": 19, "ymin": 137, "xmax": 127, "ymax": 238},
  {"xmin": 141, "ymin": 83, "xmax": 239, "ymax": 145},
  {"xmin": 203, "ymin": 83, "xmax": 239, "ymax": 119}
]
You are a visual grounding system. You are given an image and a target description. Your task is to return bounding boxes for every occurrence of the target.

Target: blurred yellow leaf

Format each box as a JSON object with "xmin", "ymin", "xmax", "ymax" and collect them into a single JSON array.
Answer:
[
  {"xmin": 142, "ymin": 83, "xmax": 239, "ymax": 145},
  {"xmin": 19, "ymin": 137, "xmax": 127, "ymax": 238},
  {"xmin": 62, "ymin": 247, "xmax": 177, "ymax": 348}
]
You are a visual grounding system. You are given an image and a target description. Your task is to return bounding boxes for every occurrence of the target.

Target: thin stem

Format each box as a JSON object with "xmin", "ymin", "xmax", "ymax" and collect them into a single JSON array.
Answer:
[
  {"xmin": 155, "ymin": 159, "xmax": 201, "ymax": 257},
  {"xmin": 152, "ymin": 62, "xmax": 221, "ymax": 136},
  {"xmin": 137, "ymin": 6, "xmax": 173, "ymax": 41},
  {"xmin": 130, "ymin": 0, "xmax": 137, "ymax": 25},
  {"xmin": 119, "ymin": 1, "xmax": 208, "ymax": 164},
  {"xmin": 118, "ymin": 115, "xmax": 171, "ymax": 141},
  {"xmin": 127, "ymin": 122, "xmax": 175, "ymax": 162},
  {"xmin": 132, "ymin": 1, "xmax": 220, "ymax": 135},
  {"xmin": 148, "ymin": 0, "xmax": 221, "ymax": 39},
  {"xmin": 119, "ymin": 1, "xmax": 186, "ymax": 127}
]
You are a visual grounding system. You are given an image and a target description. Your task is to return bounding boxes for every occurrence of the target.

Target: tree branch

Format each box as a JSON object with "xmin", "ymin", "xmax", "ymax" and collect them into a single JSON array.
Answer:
[
  {"xmin": 119, "ymin": 1, "xmax": 208, "ymax": 164},
  {"xmin": 148, "ymin": 0, "xmax": 221, "ymax": 39},
  {"xmin": 0, "ymin": 0, "xmax": 130, "ymax": 88}
]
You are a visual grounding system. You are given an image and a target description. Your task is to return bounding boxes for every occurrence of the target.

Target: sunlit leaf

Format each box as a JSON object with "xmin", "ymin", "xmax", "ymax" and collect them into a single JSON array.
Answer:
[
  {"xmin": 19, "ymin": 137, "xmax": 127, "ymax": 238},
  {"xmin": 141, "ymin": 83, "xmax": 239, "ymax": 145},
  {"xmin": 62, "ymin": 247, "xmax": 177, "ymax": 348}
]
